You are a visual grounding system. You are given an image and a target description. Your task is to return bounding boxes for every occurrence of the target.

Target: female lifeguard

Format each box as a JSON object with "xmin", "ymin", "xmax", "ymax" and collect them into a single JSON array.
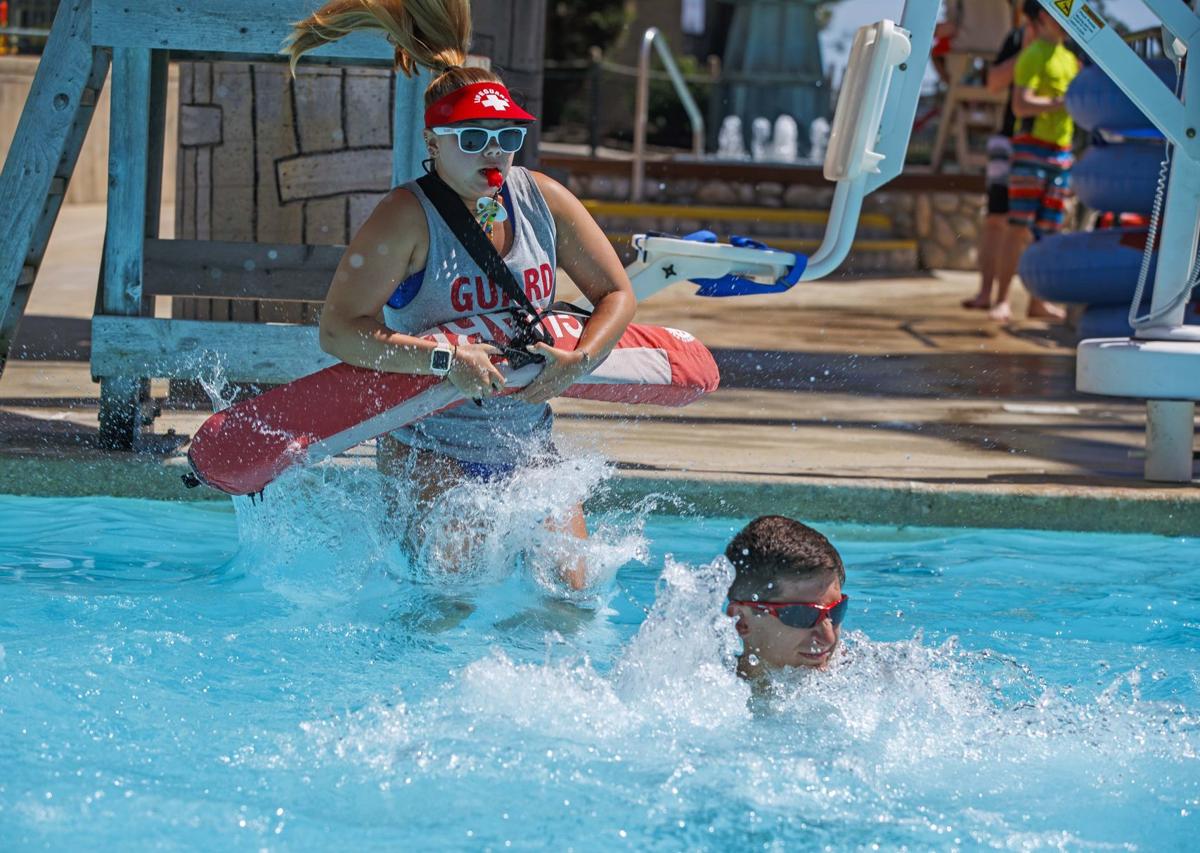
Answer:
[{"xmin": 285, "ymin": 0, "xmax": 636, "ymax": 588}]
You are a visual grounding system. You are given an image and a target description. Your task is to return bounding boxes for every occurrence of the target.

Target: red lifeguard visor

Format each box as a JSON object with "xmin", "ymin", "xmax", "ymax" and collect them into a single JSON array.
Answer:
[{"xmin": 423, "ymin": 81, "xmax": 536, "ymax": 128}]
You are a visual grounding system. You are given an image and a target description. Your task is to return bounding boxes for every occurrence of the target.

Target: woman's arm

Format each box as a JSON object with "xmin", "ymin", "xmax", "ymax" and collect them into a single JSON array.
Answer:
[
  {"xmin": 319, "ymin": 189, "xmax": 505, "ymax": 396},
  {"xmin": 516, "ymin": 172, "xmax": 637, "ymax": 404}
]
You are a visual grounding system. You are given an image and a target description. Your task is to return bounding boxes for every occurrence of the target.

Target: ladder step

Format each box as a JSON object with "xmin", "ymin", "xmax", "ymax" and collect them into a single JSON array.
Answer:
[
  {"xmin": 49, "ymin": 177, "xmax": 67, "ymax": 196},
  {"xmin": 80, "ymin": 87, "xmax": 99, "ymax": 108},
  {"xmin": 19, "ymin": 265, "xmax": 35, "ymax": 287}
]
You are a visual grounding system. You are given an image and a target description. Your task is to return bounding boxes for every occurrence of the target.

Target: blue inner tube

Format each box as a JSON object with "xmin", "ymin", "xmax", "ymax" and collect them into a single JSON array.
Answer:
[
  {"xmin": 1019, "ymin": 228, "xmax": 1157, "ymax": 305},
  {"xmin": 1072, "ymin": 142, "xmax": 1165, "ymax": 215},
  {"xmin": 1066, "ymin": 58, "xmax": 1176, "ymax": 133}
]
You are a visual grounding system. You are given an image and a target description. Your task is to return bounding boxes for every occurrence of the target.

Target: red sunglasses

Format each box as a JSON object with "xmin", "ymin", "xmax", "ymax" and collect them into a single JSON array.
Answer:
[{"xmin": 730, "ymin": 594, "xmax": 849, "ymax": 630}]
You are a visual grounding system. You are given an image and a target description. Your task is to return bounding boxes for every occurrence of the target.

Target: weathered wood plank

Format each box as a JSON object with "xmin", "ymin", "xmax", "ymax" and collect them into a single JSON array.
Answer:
[
  {"xmin": 210, "ymin": 64, "xmax": 255, "ymax": 243},
  {"xmin": 92, "ymin": 315, "xmax": 334, "ymax": 383},
  {"xmin": 91, "ymin": 0, "xmax": 395, "ymax": 64},
  {"xmin": 344, "ymin": 67, "xmax": 391, "ymax": 148},
  {"xmin": 194, "ymin": 61, "xmax": 212, "ymax": 104},
  {"xmin": 251, "ymin": 64, "xmax": 304, "ymax": 243},
  {"xmin": 0, "ymin": 0, "xmax": 106, "ymax": 364},
  {"xmin": 177, "ymin": 147, "xmax": 197, "ymax": 238},
  {"xmin": 97, "ymin": 45, "xmax": 152, "ymax": 448},
  {"xmin": 195, "ymin": 147, "xmax": 212, "ymax": 239},
  {"xmin": 101, "ymin": 46, "xmax": 151, "ymax": 317},
  {"xmin": 179, "ymin": 105, "xmax": 223, "ymax": 147},
  {"xmin": 304, "ymin": 196, "xmax": 348, "ymax": 245},
  {"xmin": 276, "ymin": 147, "xmax": 392, "ymax": 203},
  {"xmin": 144, "ymin": 238, "xmax": 342, "ymax": 301},
  {"xmin": 293, "ymin": 66, "xmax": 345, "ymax": 154}
]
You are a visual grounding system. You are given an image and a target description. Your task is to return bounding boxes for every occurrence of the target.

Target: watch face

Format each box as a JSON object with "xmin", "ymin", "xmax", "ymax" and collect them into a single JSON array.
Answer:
[{"xmin": 431, "ymin": 349, "xmax": 451, "ymax": 372}]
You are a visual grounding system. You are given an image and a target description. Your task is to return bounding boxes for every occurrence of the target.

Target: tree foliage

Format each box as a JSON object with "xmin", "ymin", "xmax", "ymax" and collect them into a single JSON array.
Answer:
[{"xmin": 545, "ymin": 0, "xmax": 631, "ymax": 62}]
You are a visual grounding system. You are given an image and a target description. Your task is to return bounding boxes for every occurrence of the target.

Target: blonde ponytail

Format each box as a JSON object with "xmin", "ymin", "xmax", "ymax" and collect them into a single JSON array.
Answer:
[{"xmin": 285, "ymin": 0, "xmax": 473, "ymax": 78}]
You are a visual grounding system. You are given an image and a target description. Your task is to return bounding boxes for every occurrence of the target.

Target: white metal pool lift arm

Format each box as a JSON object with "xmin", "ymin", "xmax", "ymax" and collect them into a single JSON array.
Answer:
[
  {"xmin": 625, "ymin": 1, "xmax": 939, "ymax": 302},
  {"xmin": 1060, "ymin": 0, "xmax": 1200, "ymax": 482}
]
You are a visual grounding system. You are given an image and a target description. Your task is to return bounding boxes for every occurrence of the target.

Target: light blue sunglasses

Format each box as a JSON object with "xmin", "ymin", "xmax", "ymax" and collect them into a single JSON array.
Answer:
[{"xmin": 431, "ymin": 125, "xmax": 527, "ymax": 154}]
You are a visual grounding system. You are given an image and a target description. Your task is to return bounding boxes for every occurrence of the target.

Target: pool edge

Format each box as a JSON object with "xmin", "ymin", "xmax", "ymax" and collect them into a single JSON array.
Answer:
[{"xmin": 2, "ymin": 455, "xmax": 1196, "ymax": 537}]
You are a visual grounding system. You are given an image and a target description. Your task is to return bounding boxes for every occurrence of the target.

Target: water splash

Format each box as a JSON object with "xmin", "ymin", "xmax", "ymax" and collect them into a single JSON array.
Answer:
[{"xmin": 222, "ymin": 449, "xmax": 649, "ymax": 610}]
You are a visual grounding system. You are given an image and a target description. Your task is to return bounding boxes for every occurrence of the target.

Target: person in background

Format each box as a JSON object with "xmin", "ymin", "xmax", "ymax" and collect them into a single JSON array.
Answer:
[
  {"xmin": 988, "ymin": 0, "xmax": 1080, "ymax": 324},
  {"xmin": 724, "ymin": 516, "xmax": 848, "ymax": 678},
  {"xmin": 962, "ymin": 10, "xmax": 1031, "ymax": 311}
]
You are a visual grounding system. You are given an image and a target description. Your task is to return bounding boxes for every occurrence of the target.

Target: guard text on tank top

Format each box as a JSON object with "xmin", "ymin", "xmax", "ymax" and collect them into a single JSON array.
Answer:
[{"xmin": 382, "ymin": 166, "xmax": 559, "ymax": 465}]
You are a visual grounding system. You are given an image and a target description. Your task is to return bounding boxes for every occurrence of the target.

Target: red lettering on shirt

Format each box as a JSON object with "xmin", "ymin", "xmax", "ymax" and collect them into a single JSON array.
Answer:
[
  {"xmin": 523, "ymin": 267, "xmax": 541, "ymax": 302},
  {"xmin": 450, "ymin": 277, "xmax": 473, "ymax": 312},
  {"xmin": 477, "ymin": 276, "xmax": 499, "ymax": 310}
]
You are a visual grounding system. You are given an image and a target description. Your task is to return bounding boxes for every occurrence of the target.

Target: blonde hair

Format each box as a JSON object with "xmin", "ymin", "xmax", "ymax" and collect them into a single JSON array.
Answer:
[{"xmin": 285, "ymin": 0, "xmax": 501, "ymax": 104}]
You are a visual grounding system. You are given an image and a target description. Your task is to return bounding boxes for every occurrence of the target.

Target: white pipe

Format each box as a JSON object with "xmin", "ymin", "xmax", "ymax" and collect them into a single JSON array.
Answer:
[
  {"xmin": 632, "ymin": 28, "xmax": 705, "ymax": 202},
  {"xmin": 800, "ymin": 176, "xmax": 867, "ymax": 281}
]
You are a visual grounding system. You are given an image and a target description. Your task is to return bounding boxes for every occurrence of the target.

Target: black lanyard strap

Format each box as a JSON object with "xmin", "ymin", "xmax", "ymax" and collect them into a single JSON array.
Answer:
[{"xmin": 416, "ymin": 171, "xmax": 550, "ymax": 326}]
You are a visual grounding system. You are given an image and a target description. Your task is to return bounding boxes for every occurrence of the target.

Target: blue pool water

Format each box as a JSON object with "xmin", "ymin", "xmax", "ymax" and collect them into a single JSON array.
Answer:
[{"xmin": 1, "ymin": 468, "xmax": 1198, "ymax": 850}]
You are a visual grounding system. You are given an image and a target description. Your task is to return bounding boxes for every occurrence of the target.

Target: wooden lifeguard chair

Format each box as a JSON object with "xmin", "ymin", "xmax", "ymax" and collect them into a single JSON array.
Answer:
[
  {"xmin": 0, "ymin": 0, "xmax": 459, "ymax": 450},
  {"xmin": 928, "ymin": 0, "xmax": 1014, "ymax": 172}
]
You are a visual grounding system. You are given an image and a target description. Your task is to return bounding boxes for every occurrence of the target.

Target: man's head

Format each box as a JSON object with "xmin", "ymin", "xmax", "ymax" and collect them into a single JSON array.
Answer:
[
  {"xmin": 725, "ymin": 516, "xmax": 846, "ymax": 672},
  {"xmin": 1022, "ymin": 0, "xmax": 1066, "ymax": 40}
]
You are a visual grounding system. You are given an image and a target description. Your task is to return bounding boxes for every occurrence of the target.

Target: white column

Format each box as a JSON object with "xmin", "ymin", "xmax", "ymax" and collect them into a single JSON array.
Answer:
[{"xmin": 1144, "ymin": 400, "xmax": 1196, "ymax": 482}]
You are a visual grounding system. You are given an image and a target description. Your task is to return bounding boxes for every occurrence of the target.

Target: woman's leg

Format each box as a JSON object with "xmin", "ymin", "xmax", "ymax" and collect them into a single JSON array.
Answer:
[
  {"xmin": 545, "ymin": 502, "xmax": 589, "ymax": 591},
  {"xmin": 379, "ymin": 436, "xmax": 590, "ymax": 589},
  {"xmin": 377, "ymin": 436, "xmax": 470, "ymax": 565}
]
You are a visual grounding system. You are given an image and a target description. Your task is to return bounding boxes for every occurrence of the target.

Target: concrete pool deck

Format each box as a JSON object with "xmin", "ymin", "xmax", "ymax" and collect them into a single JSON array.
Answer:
[{"xmin": 1, "ymin": 204, "xmax": 1197, "ymax": 535}]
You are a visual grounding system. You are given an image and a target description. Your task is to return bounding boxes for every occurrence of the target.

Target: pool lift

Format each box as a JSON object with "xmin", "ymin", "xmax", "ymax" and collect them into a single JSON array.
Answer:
[
  {"xmin": 625, "ymin": 9, "xmax": 931, "ymax": 301},
  {"xmin": 628, "ymin": 0, "xmax": 1200, "ymax": 484},
  {"xmin": 1058, "ymin": 0, "xmax": 1200, "ymax": 483}
]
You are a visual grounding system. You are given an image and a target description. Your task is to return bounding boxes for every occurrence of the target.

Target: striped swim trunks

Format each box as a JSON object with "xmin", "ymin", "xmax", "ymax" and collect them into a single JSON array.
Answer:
[{"xmin": 1008, "ymin": 134, "xmax": 1074, "ymax": 237}]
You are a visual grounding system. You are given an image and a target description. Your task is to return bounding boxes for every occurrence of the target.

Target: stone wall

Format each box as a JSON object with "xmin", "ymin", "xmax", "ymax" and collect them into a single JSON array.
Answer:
[{"xmin": 913, "ymin": 192, "xmax": 983, "ymax": 271}]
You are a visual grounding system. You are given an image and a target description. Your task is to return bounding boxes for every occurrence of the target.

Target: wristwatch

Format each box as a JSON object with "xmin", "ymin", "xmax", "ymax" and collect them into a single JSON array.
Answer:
[{"xmin": 429, "ymin": 344, "xmax": 454, "ymax": 376}]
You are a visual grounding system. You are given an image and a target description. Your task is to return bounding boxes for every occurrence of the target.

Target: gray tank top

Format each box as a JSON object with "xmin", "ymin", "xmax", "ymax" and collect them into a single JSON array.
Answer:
[{"xmin": 382, "ymin": 166, "xmax": 558, "ymax": 465}]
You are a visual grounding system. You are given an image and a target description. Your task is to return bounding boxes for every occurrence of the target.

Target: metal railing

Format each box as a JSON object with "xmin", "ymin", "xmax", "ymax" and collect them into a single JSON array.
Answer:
[{"xmin": 632, "ymin": 28, "xmax": 705, "ymax": 202}]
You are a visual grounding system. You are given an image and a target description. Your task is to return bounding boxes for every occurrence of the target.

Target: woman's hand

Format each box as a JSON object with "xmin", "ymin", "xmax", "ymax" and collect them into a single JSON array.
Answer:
[
  {"xmin": 446, "ymin": 343, "xmax": 506, "ymax": 400},
  {"xmin": 513, "ymin": 344, "xmax": 593, "ymax": 404}
]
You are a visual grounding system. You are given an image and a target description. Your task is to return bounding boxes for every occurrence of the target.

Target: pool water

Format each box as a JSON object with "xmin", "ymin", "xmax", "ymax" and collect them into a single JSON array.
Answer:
[{"xmin": 1, "ymin": 466, "xmax": 1198, "ymax": 850}]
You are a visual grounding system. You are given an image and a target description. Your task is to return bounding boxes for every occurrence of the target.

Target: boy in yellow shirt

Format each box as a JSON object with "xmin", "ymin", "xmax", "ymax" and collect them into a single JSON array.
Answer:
[{"xmin": 990, "ymin": 0, "xmax": 1080, "ymax": 324}]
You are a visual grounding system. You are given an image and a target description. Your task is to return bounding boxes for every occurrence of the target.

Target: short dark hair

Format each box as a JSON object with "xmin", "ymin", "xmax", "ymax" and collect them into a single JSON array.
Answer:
[
  {"xmin": 725, "ymin": 516, "xmax": 845, "ymax": 600},
  {"xmin": 1022, "ymin": 0, "xmax": 1046, "ymax": 22}
]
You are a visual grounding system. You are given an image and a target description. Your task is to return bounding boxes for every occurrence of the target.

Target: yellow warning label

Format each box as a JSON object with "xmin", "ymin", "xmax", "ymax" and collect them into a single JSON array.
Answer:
[{"xmin": 1055, "ymin": 0, "xmax": 1074, "ymax": 16}]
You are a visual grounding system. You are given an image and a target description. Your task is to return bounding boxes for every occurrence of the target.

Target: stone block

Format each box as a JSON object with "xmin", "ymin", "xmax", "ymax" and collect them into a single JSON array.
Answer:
[
  {"xmin": 697, "ymin": 180, "xmax": 738, "ymax": 205},
  {"xmin": 932, "ymin": 191, "xmax": 961, "ymax": 214},
  {"xmin": 933, "ymin": 214, "xmax": 959, "ymax": 249},
  {"xmin": 922, "ymin": 242, "xmax": 948, "ymax": 269},
  {"xmin": 915, "ymin": 194, "xmax": 933, "ymax": 238}
]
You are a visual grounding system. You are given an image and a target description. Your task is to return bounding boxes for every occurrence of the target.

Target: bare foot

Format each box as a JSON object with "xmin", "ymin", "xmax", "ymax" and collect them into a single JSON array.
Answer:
[
  {"xmin": 1027, "ymin": 299, "xmax": 1066, "ymax": 321},
  {"xmin": 988, "ymin": 301, "xmax": 1013, "ymax": 323},
  {"xmin": 961, "ymin": 294, "xmax": 991, "ymax": 310}
]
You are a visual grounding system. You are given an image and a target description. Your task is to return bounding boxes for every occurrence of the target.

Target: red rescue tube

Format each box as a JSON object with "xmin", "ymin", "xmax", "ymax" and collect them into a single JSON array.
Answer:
[{"xmin": 187, "ymin": 310, "xmax": 719, "ymax": 495}]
